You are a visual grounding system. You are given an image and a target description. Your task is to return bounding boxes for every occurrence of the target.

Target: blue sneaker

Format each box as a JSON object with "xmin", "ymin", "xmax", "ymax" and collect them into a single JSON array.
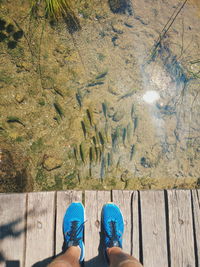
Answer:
[
  {"xmin": 63, "ymin": 202, "xmax": 85, "ymax": 262},
  {"xmin": 101, "ymin": 203, "xmax": 124, "ymax": 248}
]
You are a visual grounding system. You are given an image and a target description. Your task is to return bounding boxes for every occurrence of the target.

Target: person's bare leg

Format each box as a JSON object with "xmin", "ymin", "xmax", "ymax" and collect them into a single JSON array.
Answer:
[
  {"xmin": 107, "ymin": 247, "xmax": 143, "ymax": 267},
  {"xmin": 48, "ymin": 246, "xmax": 80, "ymax": 267}
]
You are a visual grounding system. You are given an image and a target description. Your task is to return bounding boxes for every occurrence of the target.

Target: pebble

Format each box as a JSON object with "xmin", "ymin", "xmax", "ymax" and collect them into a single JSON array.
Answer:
[
  {"xmin": 42, "ymin": 155, "xmax": 62, "ymax": 171},
  {"xmin": 140, "ymin": 157, "xmax": 151, "ymax": 168},
  {"xmin": 112, "ymin": 23, "xmax": 124, "ymax": 34},
  {"xmin": 113, "ymin": 110, "xmax": 124, "ymax": 122},
  {"xmin": 15, "ymin": 93, "xmax": 25, "ymax": 103}
]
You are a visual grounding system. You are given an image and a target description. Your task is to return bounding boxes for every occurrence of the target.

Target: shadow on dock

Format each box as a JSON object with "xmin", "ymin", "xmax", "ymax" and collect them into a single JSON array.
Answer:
[
  {"xmin": 32, "ymin": 227, "xmax": 108, "ymax": 267},
  {"xmin": 0, "ymin": 208, "xmax": 46, "ymax": 266}
]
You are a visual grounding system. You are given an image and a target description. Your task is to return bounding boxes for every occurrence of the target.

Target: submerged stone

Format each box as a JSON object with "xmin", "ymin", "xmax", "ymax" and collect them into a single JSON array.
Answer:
[
  {"xmin": 108, "ymin": 0, "xmax": 133, "ymax": 15},
  {"xmin": 113, "ymin": 110, "xmax": 124, "ymax": 122},
  {"xmin": 42, "ymin": 155, "xmax": 62, "ymax": 171}
]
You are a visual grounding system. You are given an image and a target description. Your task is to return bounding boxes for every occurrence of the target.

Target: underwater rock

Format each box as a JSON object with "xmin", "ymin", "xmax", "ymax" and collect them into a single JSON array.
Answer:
[
  {"xmin": 112, "ymin": 23, "xmax": 124, "ymax": 34},
  {"xmin": 15, "ymin": 93, "xmax": 25, "ymax": 103},
  {"xmin": 42, "ymin": 155, "xmax": 62, "ymax": 171},
  {"xmin": 111, "ymin": 35, "xmax": 119, "ymax": 46},
  {"xmin": 113, "ymin": 110, "xmax": 124, "ymax": 122},
  {"xmin": 64, "ymin": 13, "xmax": 81, "ymax": 34},
  {"xmin": 140, "ymin": 157, "xmax": 152, "ymax": 168},
  {"xmin": 108, "ymin": 0, "xmax": 133, "ymax": 15},
  {"xmin": 108, "ymin": 86, "xmax": 119, "ymax": 95},
  {"xmin": 16, "ymin": 61, "xmax": 32, "ymax": 72}
]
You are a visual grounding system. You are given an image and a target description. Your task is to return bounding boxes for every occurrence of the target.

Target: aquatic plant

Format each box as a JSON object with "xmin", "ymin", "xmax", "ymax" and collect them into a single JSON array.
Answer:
[
  {"xmin": 30, "ymin": 0, "xmax": 72, "ymax": 20},
  {"xmin": 30, "ymin": 0, "xmax": 81, "ymax": 33}
]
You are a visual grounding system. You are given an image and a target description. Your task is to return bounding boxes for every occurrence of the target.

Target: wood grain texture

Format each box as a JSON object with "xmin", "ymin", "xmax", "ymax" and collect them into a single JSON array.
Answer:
[
  {"xmin": 25, "ymin": 191, "xmax": 55, "ymax": 266},
  {"xmin": 191, "ymin": 189, "xmax": 200, "ymax": 265},
  {"xmin": 140, "ymin": 190, "xmax": 168, "ymax": 267},
  {"xmin": 85, "ymin": 190, "xmax": 111, "ymax": 267},
  {"xmin": 0, "ymin": 193, "xmax": 26, "ymax": 267},
  {"xmin": 131, "ymin": 191, "xmax": 140, "ymax": 260},
  {"xmin": 112, "ymin": 190, "xmax": 133, "ymax": 255},
  {"xmin": 0, "ymin": 189, "xmax": 198, "ymax": 267},
  {"xmin": 192, "ymin": 189, "xmax": 200, "ymax": 266},
  {"xmin": 56, "ymin": 190, "xmax": 82, "ymax": 254},
  {"xmin": 167, "ymin": 190, "xmax": 195, "ymax": 267}
]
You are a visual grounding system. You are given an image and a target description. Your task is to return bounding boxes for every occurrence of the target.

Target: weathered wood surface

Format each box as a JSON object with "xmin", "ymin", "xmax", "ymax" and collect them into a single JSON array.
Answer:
[
  {"xmin": 85, "ymin": 190, "xmax": 110, "ymax": 267},
  {"xmin": 140, "ymin": 190, "xmax": 168, "ymax": 267},
  {"xmin": 192, "ymin": 189, "xmax": 200, "ymax": 265},
  {"xmin": 0, "ymin": 190, "xmax": 199, "ymax": 267},
  {"xmin": 0, "ymin": 193, "xmax": 26, "ymax": 267},
  {"xmin": 25, "ymin": 192, "xmax": 55, "ymax": 266},
  {"xmin": 112, "ymin": 190, "xmax": 136, "ymax": 256},
  {"xmin": 167, "ymin": 190, "xmax": 195, "ymax": 267}
]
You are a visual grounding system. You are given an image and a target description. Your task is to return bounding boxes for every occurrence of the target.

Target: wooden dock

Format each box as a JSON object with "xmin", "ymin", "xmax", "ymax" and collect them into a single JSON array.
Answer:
[{"xmin": 0, "ymin": 190, "xmax": 199, "ymax": 267}]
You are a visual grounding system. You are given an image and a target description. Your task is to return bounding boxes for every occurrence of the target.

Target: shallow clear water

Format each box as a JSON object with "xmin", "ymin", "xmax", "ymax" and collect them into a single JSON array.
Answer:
[{"xmin": 0, "ymin": 0, "xmax": 200, "ymax": 191}]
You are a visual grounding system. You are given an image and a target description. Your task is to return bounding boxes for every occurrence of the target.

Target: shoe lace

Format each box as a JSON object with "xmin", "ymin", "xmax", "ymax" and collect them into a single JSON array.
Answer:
[
  {"xmin": 65, "ymin": 221, "xmax": 85, "ymax": 246},
  {"xmin": 105, "ymin": 220, "xmax": 121, "ymax": 247}
]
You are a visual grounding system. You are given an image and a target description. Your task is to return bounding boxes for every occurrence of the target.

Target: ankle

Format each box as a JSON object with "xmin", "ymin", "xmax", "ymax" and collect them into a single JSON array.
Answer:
[
  {"xmin": 65, "ymin": 246, "xmax": 81, "ymax": 259},
  {"xmin": 107, "ymin": 246, "xmax": 122, "ymax": 256}
]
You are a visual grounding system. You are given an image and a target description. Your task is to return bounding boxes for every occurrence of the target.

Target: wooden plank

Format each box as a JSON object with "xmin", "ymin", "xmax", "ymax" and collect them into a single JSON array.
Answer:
[
  {"xmin": 112, "ymin": 190, "xmax": 133, "ymax": 255},
  {"xmin": 0, "ymin": 193, "xmax": 26, "ymax": 267},
  {"xmin": 85, "ymin": 190, "xmax": 111, "ymax": 267},
  {"xmin": 192, "ymin": 189, "xmax": 200, "ymax": 264},
  {"xmin": 25, "ymin": 191, "xmax": 55, "ymax": 266},
  {"xmin": 140, "ymin": 190, "xmax": 168, "ymax": 267},
  {"xmin": 167, "ymin": 190, "xmax": 195, "ymax": 267},
  {"xmin": 131, "ymin": 191, "xmax": 140, "ymax": 260},
  {"xmin": 56, "ymin": 191, "xmax": 82, "ymax": 255}
]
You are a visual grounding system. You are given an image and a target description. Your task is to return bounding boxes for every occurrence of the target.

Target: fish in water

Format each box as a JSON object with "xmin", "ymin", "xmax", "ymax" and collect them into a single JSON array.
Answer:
[
  {"xmin": 77, "ymin": 171, "xmax": 81, "ymax": 183},
  {"xmin": 118, "ymin": 90, "xmax": 134, "ymax": 101},
  {"xmin": 102, "ymin": 102, "xmax": 107, "ymax": 118},
  {"xmin": 7, "ymin": 116, "xmax": 25, "ymax": 127},
  {"xmin": 86, "ymin": 109, "xmax": 93, "ymax": 126},
  {"xmin": 105, "ymin": 121, "xmax": 109, "ymax": 139},
  {"xmin": 116, "ymin": 156, "xmax": 122, "ymax": 169},
  {"xmin": 131, "ymin": 103, "xmax": 135, "ymax": 120},
  {"xmin": 122, "ymin": 128, "xmax": 126, "ymax": 146},
  {"xmin": 79, "ymin": 143, "xmax": 85, "ymax": 163},
  {"xmin": 107, "ymin": 152, "xmax": 113, "ymax": 167},
  {"xmin": 89, "ymin": 147, "xmax": 93, "ymax": 177},
  {"xmin": 126, "ymin": 122, "xmax": 133, "ymax": 143},
  {"xmin": 73, "ymin": 146, "xmax": 78, "ymax": 161},
  {"xmin": 92, "ymin": 136, "xmax": 99, "ymax": 161},
  {"xmin": 54, "ymin": 102, "xmax": 64, "ymax": 118},
  {"xmin": 87, "ymin": 81, "xmax": 104, "ymax": 87},
  {"xmin": 81, "ymin": 121, "xmax": 87, "ymax": 139},
  {"xmin": 96, "ymin": 71, "xmax": 108, "ymax": 79},
  {"xmin": 95, "ymin": 146, "xmax": 98, "ymax": 162},
  {"xmin": 124, "ymin": 22, "xmax": 133, "ymax": 28},
  {"xmin": 100, "ymin": 154, "xmax": 105, "ymax": 180},
  {"xmin": 130, "ymin": 144, "xmax": 136, "ymax": 161},
  {"xmin": 76, "ymin": 93, "xmax": 82, "ymax": 108},
  {"xmin": 99, "ymin": 132, "xmax": 105, "ymax": 146},
  {"xmin": 111, "ymin": 132, "xmax": 118, "ymax": 150},
  {"xmin": 92, "ymin": 136, "xmax": 97, "ymax": 146},
  {"xmin": 89, "ymin": 147, "xmax": 93, "ymax": 162},
  {"xmin": 54, "ymin": 88, "xmax": 64, "ymax": 97},
  {"xmin": 98, "ymin": 147, "xmax": 102, "ymax": 163},
  {"xmin": 133, "ymin": 117, "xmax": 138, "ymax": 132}
]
